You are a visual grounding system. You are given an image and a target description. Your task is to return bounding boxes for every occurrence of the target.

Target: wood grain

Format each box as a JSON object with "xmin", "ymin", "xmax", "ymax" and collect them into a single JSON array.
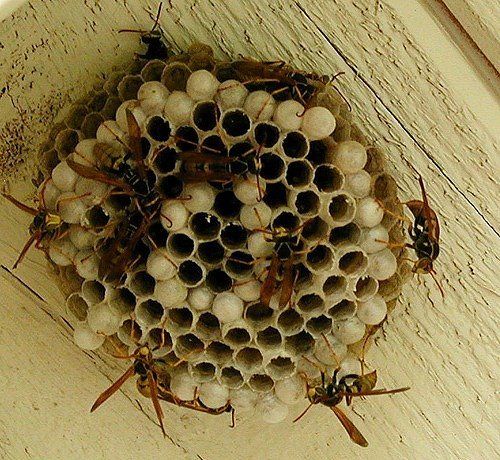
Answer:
[{"xmin": 0, "ymin": 0, "xmax": 498, "ymax": 459}]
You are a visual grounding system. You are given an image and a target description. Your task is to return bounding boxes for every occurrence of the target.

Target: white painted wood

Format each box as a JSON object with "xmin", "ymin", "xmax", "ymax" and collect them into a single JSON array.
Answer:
[
  {"xmin": 0, "ymin": 1, "xmax": 498, "ymax": 459},
  {"xmin": 0, "ymin": 0, "xmax": 27, "ymax": 22}
]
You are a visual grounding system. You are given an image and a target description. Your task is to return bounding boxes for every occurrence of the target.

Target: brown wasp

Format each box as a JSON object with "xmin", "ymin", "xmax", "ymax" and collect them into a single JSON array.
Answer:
[
  {"xmin": 230, "ymin": 59, "xmax": 325, "ymax": 105},
  {"xmin": 1, "ymin": 180, "xmax": 87, "ymax": 268},
  {"xmin": 294, "ymin": 368, "xmax": 409, "ymax": 447},
  {"xmin": 257, "ymin": 217, "xmax": 312, "ymax": 308},
  {"xmin": 91, "ymin": 344, "xmax": 169, "ymax": 436},
  {"xmin": 378, "ymin": 175, "xmax": 443, "ymax": 297},
  {"xmin": 118, "ymin": 2, "xmax": 170, "ymax": 61},
  {"xmin": 140, "ymin": 379, "xmax": 235, "ymax": 427}
]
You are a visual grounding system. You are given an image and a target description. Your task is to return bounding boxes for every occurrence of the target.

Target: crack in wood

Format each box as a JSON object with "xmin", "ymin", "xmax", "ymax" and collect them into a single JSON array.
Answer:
[
  {"xmin": 0, "ymin": 264, "xmax": 47, "ymax": 304},
  {"xmin": 294, "ymin": 1, "xmax": 499, "ymax": 239}
]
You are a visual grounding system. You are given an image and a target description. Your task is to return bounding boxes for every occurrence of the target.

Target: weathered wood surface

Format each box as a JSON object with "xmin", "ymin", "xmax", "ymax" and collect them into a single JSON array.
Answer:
[{"xmin": 0, "ymin": 1, "xmax": 498, "ymax": 459}]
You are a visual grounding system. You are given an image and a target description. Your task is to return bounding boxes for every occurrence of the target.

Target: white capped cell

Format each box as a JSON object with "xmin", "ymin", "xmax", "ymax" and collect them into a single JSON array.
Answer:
[
  {"xmin": 215, "ymin": 80, "xmax": 249, "ymax": 109},
  {"xmin": 247, "ymin": 231, "xmax": 274, "ymax": 259},
  {"xmin": 360, "ymin": 225, "xmax": 390, "ymax": 253},
  {"xmin": 275, "ymin": 374, "xmax": 306, "ymax": 405},
  {"xmin": 198, "ymin": 381, "xmax": 229, "ymax": 409},
  {"xmin": 187, "ymin": 286, "xmax": 214, "ymax": 311},
  {"xmin": 183, "ymin": 182, "xmax": 216, "ymax": 213},
  {"xmin": 39, "ymin": 179, "xmax": 61, "ymax": 211},
  {"xmin": 212, "ymin": 292, "xmax": 244, "ymax": 323},
  {"xmin": 96, "ymin": 120, "xmax": 124, "ymax": 145},
  {"xmin": 345, "ymin": 170, "xmax": 371, "ymax": 198},
  {"xmin": 314, "ymin": 333, "xmax": 348, "ymax": 366},
  {"xmin": 354, "ymin": 197, "xmax": 384, "ymax": 228},
  {"xmin": 334, "ymin": 317, "xmax": 366, "ymax": 345},
  {"xmin": 170, "ymin": 371, "xmax": 197, "ymax": 401},
  {"xmin": 56, "ymin": 192, "xmax": 88, "ymax": 224},
  {"xmin": 137, "ymin": 81, "xmax": 170, "ymax": 115},
  {"xmin": 75, "ymin": 177, "xmax": 108, "ymax": 205},
  {"xmin": 243, "ymin": 91, "xmax": 276, "ymax": 121},
  {"xmin": 115, "ymin": 100, "xmax": 146, "ymax": 132},
  {"xmin": 233, "ymin": 279, "xmax": 261, "ymax": 302},
  {"xmin": 367, "ymin": 248, "xmax": 397, "ymax": 280},
  {"xmin": 87, "ymin": 303, "xmax": 122, "ymax": 335},
  {"xmin": 258, "ymin": 393, "xmax": 289, "ymax": 424},
  {"xmin": 73, "ymin": 139, "xmax": 98, "ymax": 166},
  {"xmin": 186, "ymin": 70, "xmax": 219, "ymax": 101},
  {"xmin": 273, "ymin": 100, "xmax": 303, "ymax": 131},
  {"xmin": 357, "ymin": 294, "xmax": 387, "ymax": 325},
  {"xmin": 160, "ymin": 200, "xmax": 189, "ymax": 231},
  {"xmin": 239, "ymin": 202, "xmax": 272, "ymax": 230},
  {"xmin": 233, "ymin": 176, "xmax": 265, "ymax": 205},
  {"xmin": 73, "ymin": 322, "xmax": 105, "ymax": 350},
  {"xmin": 334, "ymin": 141, "xmax": 367, "ymax": 174},
  {"xmin": 230, "ymin": 386, "xmax": 258, "ymax": 413},
  {"xmin": 48, "ymin": 238, "xmax": 77, "ymax": 266},
  {"xmin": 74, "ymin": 249, "xmax": 100, "ymax": 280},
  {"xmin": 164, "ymin": 91, "xmax": 195, "ymax": 125},
  {"xmin": 51, "ymin": 160, "xmax": 78, "ymax": 192},
  {"xmin": 154, "ymin": 278, "xmax": 188, "ymax": 307},
  {"xmin": 300, "ymin": 106, "xmax": 336, "ymax": 140},
  {"xmin": 146, "ymin": 249, "xmax": 177, "ymax": 281}
]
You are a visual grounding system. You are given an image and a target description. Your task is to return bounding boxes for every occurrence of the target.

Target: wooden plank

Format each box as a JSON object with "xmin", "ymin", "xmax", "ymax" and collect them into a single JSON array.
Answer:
[
  {"xmin": 0, "ymin": 0, "xmax": 498, "ymax": 458},
  {"xmin": 441, "ymin": 0, "xmax": 500, "ymax": 72}
]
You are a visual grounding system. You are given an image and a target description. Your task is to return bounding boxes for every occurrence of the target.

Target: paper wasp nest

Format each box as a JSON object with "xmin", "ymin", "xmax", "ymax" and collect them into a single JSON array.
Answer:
[{"xmin": 36, "ymin": 44, "xmax": 409, "ymax": 423}]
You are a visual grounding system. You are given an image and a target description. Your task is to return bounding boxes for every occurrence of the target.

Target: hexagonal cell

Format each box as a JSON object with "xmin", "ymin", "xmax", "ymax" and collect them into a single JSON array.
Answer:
[
  {"xmin": 81, "ymin": 112, "xmax": 105, "ymax": 139},
  {"xmin": 256, "ymin": 327, "xmax": 283, "ymax": 350},
  {"xmin": 284, "ymin": 330, "xmax": 315, "ymax": 355},
  {"xmin": 244, "ymin": 302, "xmax": 274, "ymax": 330},
  {"xmin": 189, "ymin": 361, "xmax": 217, "ymax": 383},
  {"xmin": 192, "ymin": 101, "xmax": 221, "ymax": 131},
  {"xmin": 296, "ymin": 292, "xmax": 325, "ymax": 316},
  {"xmin": 322, "ymin": 192, "xmax": 356, "ymax": 225},
  {"xmin": 305, "ymin": 315, "xmax": 333, "ymax": 337},
  {"xmin": 220, "ymin": 367, "xmax": 244, "ymax": 389},
  {"xmin": 337, "ymin": 248, "xmax": 369, "ymax": 276},
  {"xmin": 81, "ymin": 280, "xmax": 106, "ymax": 305},
  {"xmin": 148, "ymin": 327, "xmax": 173, "ymax": 351},
  {"xmin": 64, "ymin": 104, "xmax": 89, "ymax": 130},
  {"xmin": 353, "ymin": 276, "xmax": 379, "ymax": 301},
  {"xmin": 301, "ymin": 216, "xmax": 329, "ymax": 244},
  {"xmin": 195, "ymin": 312, "xmax": 221, "ymax": 340},
  {"xmin": 161, "ymin": 62, "xmax": 191, "ymax": 91},
  {"xmin": 307, "ymin": 138, "xmax": 335, "ymax": 166},
  {"xmin": 168, "ymin": 308, "xmax": 194, "ymax": 332},
  {"xmin": 220, "ymin": 222, "xmax": 248, "ymax": 249},
  {"xmin": 313, "ymin": 164, "xmax": 344, "ymax": 193},
  {"xmin": 248, "ymin": 374, "xmax": 275, "ymax": 392},
  {"xmin": 118, "ymin": 319, "xmax": 143, "ymax": 346},
  {"xmin": 290, "ymin": 190, "xmax": 320, "ymax": 217},
  {"xmin": 178, "ymin": 259, "xmax": 206, "ymax": 287},
  {"xmin": 329, "ymin": 222, "xmax": 361, "ymax": 247},
  {"xmin": 327, "ymin": 299, "xmax": 357, "ymax": 320},
  {"xmin": 322, "ymin": 275, "xmax": 347, "ymax": 298},
  {"xmin": 206, "ymin": 269, "xmax": 233, "ymax": 293},
  {"xmin": 259, "ymin": 153, "xmax": 286, "ymax": 182},
  {"xmin": 146, "ymin": 115, "xmax": 172, "ymax": 141},
  {"xmin": 55, "ymin": 128, "xmax": 81, "ymax": 160},
  {"xmin": 117, "ymin": 74, "xmax": 143, "ymax": 101},
  {"xmin": 266, "ymin": 356, "xmax": 296, "ymax": 380},
  {"xmin": 66, "ymin": 293, "xmax": 89, "ymax": 321},
  {"xmin": 285, "ymin": 160, "xmax": 313, "ymax": 189},
  {"xmin": 234, "ymin": 347, "xmax": 263, "ymax": 372},
  {"xmin": 129, "ymin": 271, "xmax": 156, "ymax": 297},
  {"xmin": 136, "ymin": 299, "xmax": 164, "ymax": 327},
  {"xmin": 197, "ymin": 240, "xmax": 225, "ymax": 266},
  {"xmin": 277, "ymin": 309, "xmax": 305, "ymax": 336},
  {"xmin": 223, "ymin": 325, "xmax": 252, "ymax": 347},
  {"xmin": 167, "ymin": 232, "xmax": 196, "ymax": 259},
  {"xmin": 175, "ymin": 333, "xmax": 205, "ymax": 358},
  {"xmin": 141, "ymin": 59, "xmax": 166, "ymax": 82},
  {"xmin": 305, "ymin": 244, "xmax": 334, "ymax": 273},
  {"xmin": 189, "ymin": 212, "xmax": 221, "ymax": 241},
  {"xmin": 224, "ymin": 250, "xmax": 254, "ymax": 279},
  {"xmin": 109, "ymin": 287, "xmax": 136, "ymax": 315},
  {"xmin": 279, "ymin": 131, "xmax": 309, "ymax": 159},
  {"xmin": 205, "ymin": 341, "xmax": 233, "ymax": 365},
  {"xmin": 213, "ymin": 191, "xmax": 242, "ymax": 219}
]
